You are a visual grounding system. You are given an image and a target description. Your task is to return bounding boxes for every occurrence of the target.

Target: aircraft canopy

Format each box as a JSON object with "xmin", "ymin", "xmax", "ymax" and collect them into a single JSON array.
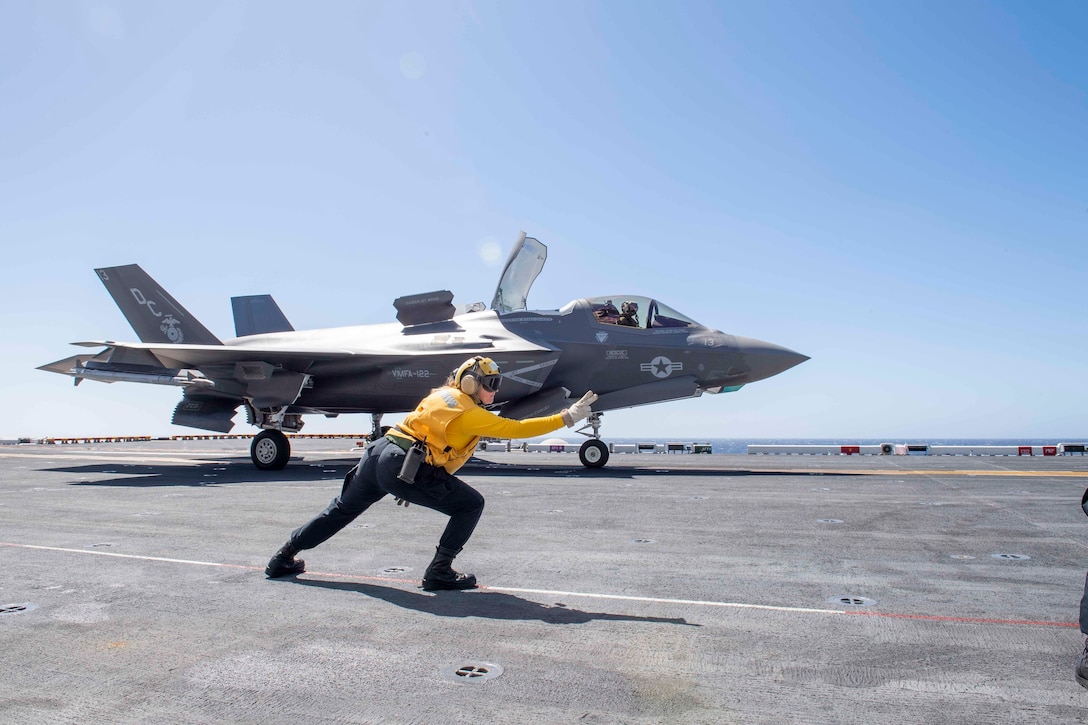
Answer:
[
  {"xmin": 491, "ymin": 233, "xmax": 547, "ymax": 313},
  {"xmin": 585, "ymin": 295, "xmax": 701, "ymax": 330}
]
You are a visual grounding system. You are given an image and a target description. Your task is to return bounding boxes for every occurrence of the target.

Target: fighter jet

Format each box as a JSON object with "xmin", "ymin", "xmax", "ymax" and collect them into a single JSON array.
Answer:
[{"xmin": 39, "ymin": 233, "xmax": 808, "ymax": 470}]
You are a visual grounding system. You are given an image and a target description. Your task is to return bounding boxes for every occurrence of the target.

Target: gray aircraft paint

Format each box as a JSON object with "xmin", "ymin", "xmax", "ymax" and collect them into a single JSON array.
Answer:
[{"xmin": 39, "ymin": 233, "xmax": 807, "ymax": 469}]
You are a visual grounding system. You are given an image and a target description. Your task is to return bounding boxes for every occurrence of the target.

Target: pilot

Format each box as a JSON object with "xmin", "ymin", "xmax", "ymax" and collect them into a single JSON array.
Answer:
[
  {"xmin": 595, "ymin": 300, "xmax": 619, "ymax": 323},
  {"xmin": 265, "ymin": 356, "xmax": 597, "ymax": 590},
  {"xmin": 617, "ymin": 300, "xmax": 639, "ymax": 327}
]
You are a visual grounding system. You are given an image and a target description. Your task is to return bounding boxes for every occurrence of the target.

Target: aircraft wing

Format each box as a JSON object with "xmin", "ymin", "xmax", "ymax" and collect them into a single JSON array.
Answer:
[
  {"xmin": 62, "ymin": 340, "xmax": 365, "ymax": 368},
  {"xmin": 42, "ymin": 310, "xmax": 553, "ymax": 389}
]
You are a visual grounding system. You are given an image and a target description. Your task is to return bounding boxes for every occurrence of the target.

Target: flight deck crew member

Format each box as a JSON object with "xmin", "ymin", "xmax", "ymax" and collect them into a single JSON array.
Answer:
[
  {"xmin": 1076, "ymin": 487, "xmax": 1088, "ymax": 688},
  {"xmin": 265, "ymin": 356, "xmax": 598, "ymax": 591}
]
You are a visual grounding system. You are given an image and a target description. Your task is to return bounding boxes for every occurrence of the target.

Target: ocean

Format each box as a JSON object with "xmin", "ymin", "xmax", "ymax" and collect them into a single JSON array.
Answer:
[{"xmin": 544, "ymin": 438, "xmax": 1088, "ymax": 455}]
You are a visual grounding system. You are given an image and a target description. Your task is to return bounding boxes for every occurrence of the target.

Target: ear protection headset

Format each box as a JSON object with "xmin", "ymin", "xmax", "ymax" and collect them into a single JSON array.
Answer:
[{"xmin": 454, "ymin": 356, "xmax": 502, "ymax": 395}]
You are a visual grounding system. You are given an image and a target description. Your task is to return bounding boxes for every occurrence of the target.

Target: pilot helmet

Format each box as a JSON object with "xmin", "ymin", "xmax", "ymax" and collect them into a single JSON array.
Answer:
[
  {"xmin": 621, "ymin": 300, "xmax": 639, "ymax": 315},
  {"xmin": 454, "ymin": 356, "xmax": 502, "ymax": 396}
]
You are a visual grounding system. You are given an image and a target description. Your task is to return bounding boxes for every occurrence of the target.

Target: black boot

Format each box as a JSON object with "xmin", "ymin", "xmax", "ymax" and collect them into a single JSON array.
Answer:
[
  {"xmin": 265, "ymin": 542, "xmax": 305, "ymax": 578},
  {"xmin": 422, "ymin": 546, "xmax": 477, "ymax": 591}
]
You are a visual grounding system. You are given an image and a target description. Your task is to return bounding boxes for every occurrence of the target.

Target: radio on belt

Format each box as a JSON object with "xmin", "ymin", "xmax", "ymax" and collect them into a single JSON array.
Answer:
[{"xmin": 398, "ymin": 439, "xmax": 426, "ymax": 484}]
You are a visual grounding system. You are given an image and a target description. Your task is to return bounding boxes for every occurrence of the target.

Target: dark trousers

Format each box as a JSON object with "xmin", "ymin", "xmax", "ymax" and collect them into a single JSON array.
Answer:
[
  {"xmin": 1081, "ymin": 488, "xmax": 1088, "ymax": 635},
  {"xmin": 288, "ymin": 437, "xmax": 485, "ymax": 554},
  {"xmin": 1081, "ymin": 572, "xmax": 1088, "ymax": 636}
]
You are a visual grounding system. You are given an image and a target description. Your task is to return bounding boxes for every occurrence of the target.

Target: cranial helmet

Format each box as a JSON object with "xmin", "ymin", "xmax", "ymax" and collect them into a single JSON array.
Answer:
[{"xmin": 454, "ymin": 356, "xmax": 502, "ymax": 396}]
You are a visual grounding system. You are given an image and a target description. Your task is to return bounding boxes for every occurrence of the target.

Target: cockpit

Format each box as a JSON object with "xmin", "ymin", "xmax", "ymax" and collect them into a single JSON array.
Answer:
[
  {"xmin": 586, "ymin": 295, "xmax": 701, "ymax": 330},
  {"xmin": 491, "ymin": 235, "xmax": 704, "ymax": 331}
]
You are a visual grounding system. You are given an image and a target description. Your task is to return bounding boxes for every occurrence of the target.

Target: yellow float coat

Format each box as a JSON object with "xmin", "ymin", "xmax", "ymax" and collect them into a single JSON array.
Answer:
[{"xmin": 392, "ymin": 387, "xmax": 566, "ymax": 474}]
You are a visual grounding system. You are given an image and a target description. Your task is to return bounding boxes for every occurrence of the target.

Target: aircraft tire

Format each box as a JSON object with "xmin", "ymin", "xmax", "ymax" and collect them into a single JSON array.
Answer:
[
  {"xmin": 579, "ymin": 439, "xmax": 609, "ymax": 469},
  {"xmin": 252, "ymin": 430, "xmax": 291, "ymax": 471}
]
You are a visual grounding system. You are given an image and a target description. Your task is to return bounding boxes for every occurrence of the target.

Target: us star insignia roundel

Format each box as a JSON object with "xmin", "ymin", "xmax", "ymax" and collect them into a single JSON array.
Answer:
[{"xmin": 640, "ymin": 356, "xmax": 682, "ymax": 378}]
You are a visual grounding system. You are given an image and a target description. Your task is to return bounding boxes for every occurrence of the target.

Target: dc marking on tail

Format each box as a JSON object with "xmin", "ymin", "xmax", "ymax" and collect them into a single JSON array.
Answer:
[
  {"xmin": 130, "ymin": 288, "xmax": 163, "ymax": 318},
  {"xmin": 94, "ymin": 264, "xmax": 221, "ymax": 345}
]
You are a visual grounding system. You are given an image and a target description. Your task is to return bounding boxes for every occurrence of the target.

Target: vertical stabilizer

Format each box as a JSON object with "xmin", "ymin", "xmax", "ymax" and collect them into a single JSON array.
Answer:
[
  {"xmin": 94, "ymin": 265, "xmax": 222, "ymax": 345},
  {"xmin": 232, "ymin": 295, "xmax": 295, "ymax": 337}
]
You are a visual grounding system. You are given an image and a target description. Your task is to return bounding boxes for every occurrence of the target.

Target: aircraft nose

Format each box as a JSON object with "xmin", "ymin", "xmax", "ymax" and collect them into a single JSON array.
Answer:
[{"xmin": 732, "ymin": 336, "xmax": 809, "ymax": 383}]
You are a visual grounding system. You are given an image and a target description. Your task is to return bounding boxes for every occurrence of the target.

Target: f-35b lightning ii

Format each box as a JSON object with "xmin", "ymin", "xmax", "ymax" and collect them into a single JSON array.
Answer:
[{"xmin": 39, "ymin": 233, "xmax": 808, "ymax": 470}]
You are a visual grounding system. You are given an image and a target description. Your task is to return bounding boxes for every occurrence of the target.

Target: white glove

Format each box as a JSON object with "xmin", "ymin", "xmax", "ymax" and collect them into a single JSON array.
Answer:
[{"xmin": 561, "ymin": 391, "xmax": 598, "ymax": 427}]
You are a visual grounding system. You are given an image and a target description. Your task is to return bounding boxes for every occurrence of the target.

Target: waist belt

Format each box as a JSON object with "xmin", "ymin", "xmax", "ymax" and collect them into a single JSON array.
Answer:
[{"xmin": 384, "ymin": 433, "xmax": 414, "ymax": 452}]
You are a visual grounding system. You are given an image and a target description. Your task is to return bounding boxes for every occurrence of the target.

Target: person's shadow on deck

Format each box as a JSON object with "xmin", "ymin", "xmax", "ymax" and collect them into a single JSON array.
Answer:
[{"xmin": 287, "ymin": 577, "xmax": 699, "ymax": 627}]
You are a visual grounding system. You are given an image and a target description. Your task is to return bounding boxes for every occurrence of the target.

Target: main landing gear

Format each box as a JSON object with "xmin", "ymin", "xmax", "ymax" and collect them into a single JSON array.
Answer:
[
  {"xmin": 248, "ymin": 405, "xmax": 305, "ymax": 471},
  {"xmin": 249, "ymin": 413, "xmax": 388, "ymax": 472},
  {"xmin": 251, "ymin": 429, "xmax": 291, "ymax": 470},
  {"xmin": 575, "ymin": 412, "xmax": 609, "ymax": 469}
]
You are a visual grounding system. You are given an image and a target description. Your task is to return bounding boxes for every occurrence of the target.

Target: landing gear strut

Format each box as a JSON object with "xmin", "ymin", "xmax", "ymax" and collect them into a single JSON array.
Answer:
[
  {"xmin": 575, "ymin": 412, "xmax": 609, "ymax": 469},
  {"xmin": 370, "ymin": 412, "xmax": 386, "ymax": 442}
]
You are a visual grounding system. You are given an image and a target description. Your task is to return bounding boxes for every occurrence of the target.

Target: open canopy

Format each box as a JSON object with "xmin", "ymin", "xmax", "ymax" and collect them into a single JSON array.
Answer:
[{"xmin": 491, "ymin": 232, "xmax": 547, "ymax": 314}]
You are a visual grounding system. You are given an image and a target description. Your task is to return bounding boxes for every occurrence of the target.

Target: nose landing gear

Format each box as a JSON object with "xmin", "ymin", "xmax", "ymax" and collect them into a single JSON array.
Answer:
[
  {"xmin": 575, "ymin": 412, "xmax": 609, "ymax": 469},
  {"xmin": 578, "ymin": 438, "xmax": 609, "ymax": 468}
]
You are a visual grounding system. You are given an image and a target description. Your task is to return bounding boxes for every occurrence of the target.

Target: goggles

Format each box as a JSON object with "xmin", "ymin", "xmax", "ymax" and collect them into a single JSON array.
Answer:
[{"xmin": 479, "ymin": 374, "xmax": 502, "ymax": 393}]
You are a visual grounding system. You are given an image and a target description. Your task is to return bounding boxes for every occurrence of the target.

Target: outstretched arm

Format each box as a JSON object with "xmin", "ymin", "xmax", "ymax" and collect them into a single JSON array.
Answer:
[
  {"xmin": 449, "ymin": 391, "xmax": 599, "ymax": 439},
  {"xmin": 449, "ymin": 407, "xmax": 566, "ymax": 440}
]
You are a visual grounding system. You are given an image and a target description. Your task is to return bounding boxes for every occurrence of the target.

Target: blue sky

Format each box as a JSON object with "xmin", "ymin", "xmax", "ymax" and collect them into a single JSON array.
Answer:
[{"xmin": 2, "ymin": 1, "xmax": 1085, "ymax": 440}]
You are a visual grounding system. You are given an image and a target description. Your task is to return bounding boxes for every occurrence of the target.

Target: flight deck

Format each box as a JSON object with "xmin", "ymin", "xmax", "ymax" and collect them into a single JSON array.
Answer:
[{"xmin": 2, "ymin": 439, "xmax": 1087, "ymax": 723}]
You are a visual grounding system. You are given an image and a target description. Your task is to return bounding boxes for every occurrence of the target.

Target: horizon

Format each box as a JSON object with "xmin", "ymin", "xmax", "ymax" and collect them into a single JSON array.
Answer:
[{"xmin": 6, "ymin": 433, "xmax": 1085, "ymax": 445}]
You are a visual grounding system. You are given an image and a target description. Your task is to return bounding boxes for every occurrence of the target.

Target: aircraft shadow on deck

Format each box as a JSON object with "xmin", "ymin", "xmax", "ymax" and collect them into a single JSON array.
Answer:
[
  {"xmin": 45, "ymin": 455, "xmax": 864, "ymax": 487},
  {"xmin": 285, "ymin": 577, "xmax": 699, "ymax": 627},
  {"xmin": 48, "ymin": 458, "xmax": 357, "ymax": 487}
]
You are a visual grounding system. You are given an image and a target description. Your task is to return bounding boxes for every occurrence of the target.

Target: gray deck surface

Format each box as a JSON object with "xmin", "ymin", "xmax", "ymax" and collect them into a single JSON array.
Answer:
[{"xmin": 3, "ymin": 439, "xmax": 1088, "ymax": 724}]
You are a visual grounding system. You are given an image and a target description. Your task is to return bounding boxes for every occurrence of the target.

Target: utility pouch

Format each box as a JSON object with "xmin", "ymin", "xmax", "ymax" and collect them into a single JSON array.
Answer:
[{"xmin": 398, "ymin": 439, "xmax": 426, "ymax": 484}]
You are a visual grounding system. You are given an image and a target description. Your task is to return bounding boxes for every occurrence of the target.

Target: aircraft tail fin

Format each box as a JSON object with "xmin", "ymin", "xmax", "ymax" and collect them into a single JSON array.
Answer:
[
  {"xmin": 231, "ymin": 295, "xmax": 295, "ymax": 337},
  {"xmin": 94, "ymin": 265, "xmax": 222, "ymax": 345}
]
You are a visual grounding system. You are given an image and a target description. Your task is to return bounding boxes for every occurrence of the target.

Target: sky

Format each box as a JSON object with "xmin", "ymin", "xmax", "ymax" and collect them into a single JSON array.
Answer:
[{"xmin": 1, "ymin": 0, "xmax": 1085, "ymax": 441}]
